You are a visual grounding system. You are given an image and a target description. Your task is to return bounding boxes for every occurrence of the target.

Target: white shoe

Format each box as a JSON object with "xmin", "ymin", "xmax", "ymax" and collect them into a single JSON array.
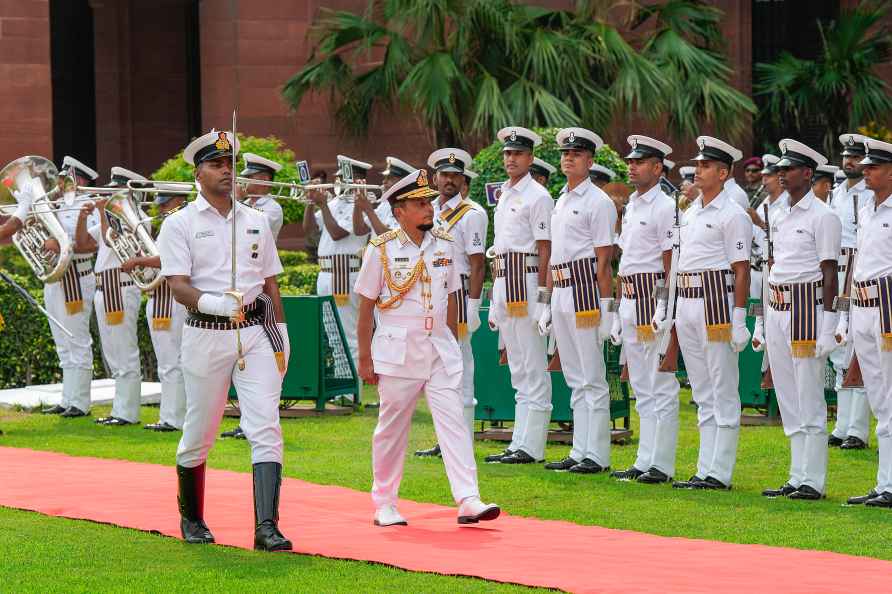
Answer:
[
  {"xmin": 373, "ymin": 504, "xmax": 407, "ymax": 527},
  {"xmin": 457, "ymin": 497, "xmax": 500, "ymax": 524}
]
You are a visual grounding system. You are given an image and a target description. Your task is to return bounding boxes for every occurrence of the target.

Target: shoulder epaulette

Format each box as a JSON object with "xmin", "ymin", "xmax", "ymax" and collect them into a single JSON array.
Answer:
[
  {"xmin": 432, "ymin": 227, "xmax": 454, "ymax": 242},
  {"xmin": 370, "ymin": 228, "xmax": 400, "ymax": 247}
]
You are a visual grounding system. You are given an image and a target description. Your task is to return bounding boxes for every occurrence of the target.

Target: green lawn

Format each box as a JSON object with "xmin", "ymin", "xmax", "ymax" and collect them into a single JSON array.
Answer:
[{"xmin": 2, "ymin": 387, "xmax": 891, "ymax": 592}]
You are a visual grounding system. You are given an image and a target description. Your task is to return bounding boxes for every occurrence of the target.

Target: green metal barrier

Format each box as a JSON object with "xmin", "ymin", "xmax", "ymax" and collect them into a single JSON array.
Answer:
[
  {"xmin": 472, "ymin": 306, "xmax": 631, "ymax": 427},
  {"xmin": 229, "ymin": 295, "xmax": 359, "ymax": 411}
]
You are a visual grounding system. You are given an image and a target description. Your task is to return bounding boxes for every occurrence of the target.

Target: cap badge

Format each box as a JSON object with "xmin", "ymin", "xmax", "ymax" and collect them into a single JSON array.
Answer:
[
  {"xmin": 631, "ymin": 137, "xmax": 638, "ymax": 149},
  {"xmin": 568, "ymin": 131, "xmax": 576, "ymax": 143},
  {"xmin": 215, "ymin": 132, "xmax": 231, "ymax": 151},
  {"xmin": 417, "ymin": 169, "xmax": 429, "ymax": 187},
  {"xmin": 697, "ymin": 138, "xmax": 705, "ymax": 150},
  {"xmin": 448, "ymin": 153, "xmax": 456, "ymax": 164},
  {"xmin": 846, "ymin": 136, "xmax": 854, "ymax": 146},
  {"xmin": 781, "ymin": 141, "xmax": 788, "ymax": 154},
  {"xmin": 510, "ymin": 130, "xmax": 517, "ymax": 142}
]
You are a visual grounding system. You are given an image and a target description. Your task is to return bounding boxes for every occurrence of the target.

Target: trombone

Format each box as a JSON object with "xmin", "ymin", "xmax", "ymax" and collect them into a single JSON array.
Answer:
[{"xmin": 234, "ymin": 176, "xmax": 383, "ymax": 203}]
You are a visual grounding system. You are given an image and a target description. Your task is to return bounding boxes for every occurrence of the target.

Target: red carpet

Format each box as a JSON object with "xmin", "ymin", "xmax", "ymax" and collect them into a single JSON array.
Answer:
[{"xmin": 2, "ymin": 446, "xmax": 891, "ymax": 594}]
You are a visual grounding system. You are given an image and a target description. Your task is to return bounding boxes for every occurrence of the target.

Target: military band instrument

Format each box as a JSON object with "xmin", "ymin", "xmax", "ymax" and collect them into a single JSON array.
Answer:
[
  {"xmin": 839, "ymin": 193, "xmax": 863, "ymax": 388},
  {"xmin": 656, "ymin": 190, "xmax": 682, "ymax": 371},
  {"xmin": 0, "ymin": 156, "xmax": 73, "ymax": 283},
  {"xmin": 234, "ymin": 176, "xmax": 382, "ymax": 203},
  {"xmin": 0, "ymin": 270, "xmax": 72, "ymax": 337},
  {"xmin": 102, "ymin": 191, "xmax": 164, "ymax": 291}
]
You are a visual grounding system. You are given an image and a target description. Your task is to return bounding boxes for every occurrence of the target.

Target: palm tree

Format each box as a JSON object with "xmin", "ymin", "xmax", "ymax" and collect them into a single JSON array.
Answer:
[
  {"xmin": 755, "ymin": 2, "xmax": 892, "ymax": 156},
  {"xmin": 282, "ymin": 0, "xmax": 754, "ymax": 148}
]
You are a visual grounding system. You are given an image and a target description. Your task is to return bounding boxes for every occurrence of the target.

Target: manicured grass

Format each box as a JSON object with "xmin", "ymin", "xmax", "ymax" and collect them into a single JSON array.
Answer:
[{"xmin": 1, "ymin": 385, "xmax": 891, "ymax": 593}]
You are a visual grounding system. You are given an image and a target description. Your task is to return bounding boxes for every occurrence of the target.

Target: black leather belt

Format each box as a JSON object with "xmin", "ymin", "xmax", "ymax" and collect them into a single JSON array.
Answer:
[{"xmin": 186, "ymin": 299, "xmax": 263, "ymax": 330}]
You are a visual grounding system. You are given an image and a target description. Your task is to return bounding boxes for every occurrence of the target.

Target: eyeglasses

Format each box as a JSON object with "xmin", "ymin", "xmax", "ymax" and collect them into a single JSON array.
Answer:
[{"xmin": 745, "ymin": 168, "xmax": 761, "ymax": 173}]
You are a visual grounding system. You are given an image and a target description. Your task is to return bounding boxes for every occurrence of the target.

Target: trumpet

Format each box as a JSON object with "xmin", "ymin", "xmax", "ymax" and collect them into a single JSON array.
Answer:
[{"xmin": 234, "ymin": 177, "xmax": 383, "ymax": 203}]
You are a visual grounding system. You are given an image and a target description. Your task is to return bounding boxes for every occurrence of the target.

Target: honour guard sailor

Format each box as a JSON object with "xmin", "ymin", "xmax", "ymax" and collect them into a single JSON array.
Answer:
[
  {"xmin": 588, "ymin": 163, "xmax": 616, "ymax": 188},
  {"xmin": 355, "ymin": 156, "xmax": 414, "ymax": 238},
  {"xmin": 838, "ymin": 137, "xmax": 892, "ymax": 507},
  {"xmin": 40, "ymin": 157, "xmax": 99, "ymax": 418},
  {"xmin": 530, "ymin": 157, "xmax": 557, "ymax": 187},
  {"xmin": 753, "ymin": 140, "xmax": 840, "ymax": 500},
  {"xmin": 749, "ymin": 155, "xmax": 790, "ymax": 300},
  {"xmin": 415, "ymin": 149, "xmax": 488, "ymax": 457},
  {"xmin": 485, "ymin": 127, "xmax": 554, "ymax": 464},
  {"xmin": 159, "ymin": 130, "xmax": 292, "ymax": 550},
  {"xmin": 122, "ymin": 185, "xmax": 189, "ymax": 432},
  {"xmin": 538, "ymin": 128, "xmax": 617, "ymax": 474},
  {"xmin": 657, "ymin": 136, "xmax": 752, "ymax": 491},
  {"xmin": 609, "ymin": 135, "xmax": 681, "ymax": 483},
  {"xmin": 75, "ymin": 167, "xmax": 146, "ymax": 426},
  {"xmin": 829, "ymin": 133, "xmax": 873, "ymax": 450},
  {"xmin": 355, "ymin": 168, "xmax": 500, "ymax": 527},
  {"xmin": 812, "ymin": 165, "xmax": 839, "ymax": 203},
  {"xmin": 239, "ymin": 153, "xmax": 284, "ymax": 239}
]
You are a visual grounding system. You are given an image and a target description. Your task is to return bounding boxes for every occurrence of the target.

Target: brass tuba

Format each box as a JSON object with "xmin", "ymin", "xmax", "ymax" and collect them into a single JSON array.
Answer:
[
  {"xmin": 0, "ymin": 156, "xmax": 73, "ymax": 283},
  {"xmin": 103, "ymin": 190, "xmax": 163, "ymax": 291}
]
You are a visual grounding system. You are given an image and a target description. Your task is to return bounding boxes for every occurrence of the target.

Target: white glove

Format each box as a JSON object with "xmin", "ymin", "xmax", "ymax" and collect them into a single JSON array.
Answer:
[
  {"xmin": 277, "ymin": 322, "xmax": 290, "ymax": 376},
  {"xmin": 197, "ymin": 293, "xmax": 241, "ymax": 318},
  {"xmin": 751, "ymin": 316, "xmax": 765, "ymax": 352},
  {"xmin": 609, "ymin": 314, "xmax": 622, "ymax": 346},
  {"xmin": 730, "ymin": 307, "xmax": 750, "ymax": 353},
  {"xmin": 467, "ymin": 298, "xmax": 482, "ymax": 334},
  {"xmin": 11, "ymin": 187, "xmax": 34, "ymax": 223},
  {"xmin": 835, "ymin": 310, "xmax": 849, "ymax": 347},
  {"xmin": 597, "ymin": 298, "xmax": 614, "ymax": 344},
  {"xmin": 537, "ymin": 305, "xmax": 552, "ymax": 336},
  {"xmin": 816, "ymin": 311, "xmax": 840, "ymax": 358},
  {"xmin": 651, "ymin": 299, "xmax": 670, "ymax": 333}
]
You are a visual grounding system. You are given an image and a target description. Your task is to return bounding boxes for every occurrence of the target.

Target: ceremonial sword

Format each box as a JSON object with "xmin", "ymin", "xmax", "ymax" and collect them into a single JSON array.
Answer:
[
  {"xmin": 0, "ymin": 270, "xmax": 73, "ymax": 338},
  {"xmin": 226, "ymin": 110, "xmax": 246, "ymax": 371}
]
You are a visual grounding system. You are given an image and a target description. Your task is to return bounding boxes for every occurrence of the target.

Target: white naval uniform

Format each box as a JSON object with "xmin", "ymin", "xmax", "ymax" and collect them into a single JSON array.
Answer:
[
  {"xmin": 366, "ymin": 200, "xmax": 399, "ymax": 237},
  {"xmin": 88, "ymin": 217, "xmax": 143, "ymax": 423},
  {"xmin": 676, "ymin": 191, "xmax": 751, "ymax": 485},
  {"xmin": 851, "ymin": 197, "xmax": 892, "ymax": 496},
  {"xmin": 250, "ymin": 194, "xmax": 284, "ymax": 240},
  {"xmin": 766, "ymin": 192, "xmax": 841, "ymax": 494},
  {"xmin": 433, "ymin": 194, "xmax": 489, "ymax": 440},
  {"xmin": 617, "ymin": 184, "xmax": 680, "ymax": 476},
  {"xmin": 550, "ymin": 179, "xmax": 616, "ymax": 467},
  {"xmin": 146, "ymin": 281, "xmax": 187, "ymax": 429},
  {"xmin": 491, "ymin": 173, "xmax": 554, "ymax": 460},
  {"xmin": 315, "ymin": 195, "xmax": 369, "ymax": 380},
  {"xmin": 829, "ymin": 180, "xmax": 872, "ymax": 442},
  {"xmin": 355, "ymin": 227, "xmax": 480, "ymax": 508},
  {"xmin": 159, "ymin": 195, "xmax": 286, "ymax": 468},
  {"xmin": 44, "ymin": 202, "xmax": 98, "ymax": 413},
  {"xmin": 724, "ymin": 178, "xmax": 750, "ymax": 211}
]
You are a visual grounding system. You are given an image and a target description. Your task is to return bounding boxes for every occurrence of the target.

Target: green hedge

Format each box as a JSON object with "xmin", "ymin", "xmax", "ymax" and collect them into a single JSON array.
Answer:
[{"xmin": 0, "ymin": 246, "xmax": 318, "ymax": 389}]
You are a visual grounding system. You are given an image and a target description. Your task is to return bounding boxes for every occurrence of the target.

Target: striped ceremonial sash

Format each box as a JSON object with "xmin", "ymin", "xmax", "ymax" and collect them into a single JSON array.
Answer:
[
  {"xmin": 98, "ymin": 269, "xmax": 125, "ymax": 325},
  {"xmin": 440, "ymin": 201, "xmax": 475, "ymax": 232},
  {"xmin": 505, "ymin": 252, "xmax": 531, "ymax": 317},
  {"xmin": 790, "ymin": 281, "xmax": 820, "ymax": 358},
  {"xmin": 61, "ymin": 262, "xmax": 85, "ymax": 315},
  {"xmin": 879, "ymin": 276, "xmax": 892, "ymax": 352},
  {"xmin": 452, "ymin": 275, "xmax": 470, "ymax": 340},
  {"xmin": 702, "ymin": 269, "xmax": 732, "ymax": 342},
  {"xmin": 151, "ymin": 279, "xmax": 174, "ymax": 331},
  {"xmin": 622, "ymin": 272, "xmax": 664, "ymax": 342},
  {"xmin": 256, "ymin": 293, "xmax": 288, "ymax": 373},
  {"xmin": 568, "ymin": 257, "xmax": 600, "ymax": 328},
  {"xmin": 325, "ymin": 254, "xmax": 356, "ymax": 306}
]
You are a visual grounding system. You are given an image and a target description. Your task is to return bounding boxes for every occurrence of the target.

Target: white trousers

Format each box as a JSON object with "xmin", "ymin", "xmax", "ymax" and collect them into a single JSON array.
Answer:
[
  {"xmin": 852, "ymin": 304, "xmax": 892, "ymax": 494},
  {"xmin": 177, "ymin": 324, "xmax": 285, "ymax": 468},
  {"xmin": 44, "ymin": 271, "xmax": 95, "ymax": 411},
  {"xmin": 619, "ymin": 298, "xmax": 680, "ymax": 476},
  {"xmin": 372, "ymin": 353, "xmax": 479, "ymax": 508},
  {"xmin": 829, "ymin": 339, "xmax": 871, "ymax": 441},
  {"xmin": 552, "ymin": 287, "xmax": 610, "ymax": 467},
  {"xmin": 491, "ymin": 272, "xmax": 552, "ymax": 456},
  {"xmin": 146, "ymin": 297, "xmax": 187, "ymax": 429},
  {"xmin": 766, "ymin": 306, "xmax": 829, "ymax": 493},
  {"xmin": 676, "ymin": 296, "xmax": 740, "ymax": 485},
  {"xmin": 95, "ymin": 284, "xmax": 143, "ymax": 423}
]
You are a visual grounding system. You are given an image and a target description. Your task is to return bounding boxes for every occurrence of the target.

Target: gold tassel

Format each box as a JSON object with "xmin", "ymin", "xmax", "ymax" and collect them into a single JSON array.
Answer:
[
  {"xmin": 105, "ymin": 311, "xmax": 124, "ymax": 325},
  {"xmin": 65, "ymin": 300, "xmax": 84, "ymax": 315},
  {"xmin": 152, "ymin": 317, "xmax": 171, "ymax": 331},
  {"xmin": 456, "ymin": 322, "xmax": 467, "ymax": 340},
  {"xmin": 636, "ymin": 324, "xmax": 655, "ymax": 342},
  {"xmin": 792, "ymin": 341, "xmax": 816, "ymax": 358},
  {"xmin": 706, "ymin": 323, "xmax": 731, "ymax": 342},
  {"xmin": 882, "ymin": 334, "xmax": 892, "ymax": 352},
  {"xmin": 506, "ymin": 301, "xmax": 528, "ymax": 317},
  {"xmin": 275, "ymin": 351, "xmax": 287, "ymax": 373},
  {"xmin": 575, "ymin": 309, "xmax": 600, "ymax": 329},
  {"xmin": 334, "ymin": 293, "xmax": 349, "ymax": 306}
]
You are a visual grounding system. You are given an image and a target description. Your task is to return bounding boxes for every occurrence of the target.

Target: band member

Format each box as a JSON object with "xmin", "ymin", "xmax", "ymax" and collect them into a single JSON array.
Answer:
[
  {"xmin": 753, "ymin": 140, "xmax": 840, "ymax": 500},
  {"xmin": 530, "ymin": 157, "xmax": 556, "ymax": 187},
  {"xmin": 303, "ymin": 155, "xmax": 371, "ymax": 393},
  {"xmin": 415, "ymin": 149, "xmax": 488, "ymax": 457},
  {"xmin": 159, "ymin": 130, "xmax": 291, "ymax": 550},
  {"xmin": 485, "ymin": 127, "xmax": 554, "ymax": 464},
  {"xmin": 609, "ymin": 136, "xmax": 680, "ymax": 483},
  {"xmin": 840, "ymin": 137, "xmax": 892, "ymax": 507},
  {"xmin": 657, "ymin": 136, "xmax": 752, "ymax": 491},
  {"xmin": 588, "ymin": 163, "xmax": 616, "ymax": 188},
  {"xmin": 723, "ymin": 159, "xmax": 750, "ymax": 211},
  {"xmin": 538, "ymin": 128, "xmax": 617, "ymax": 474},
  {"xmin": 75, "ymin": 167, "xmax": 146, "ymax": 426},
  {"xmin": 239, "ymin": 153, "xmax": 284, "ymax": 239},
  {"xmin": 829, "ymin": 133, "xmax": 873, "ymax": 450},
  {"xmin": 812, "ymin": 166, "xmax": 839, "ymax": 202},
  {"xmin": 38, "ymin": 157, "xmax": 100, "ymax": 418},
  {"xmin": 122, "ymin": 185, "xmax": 189, "ymax": 432},
  {"xmin": 355, "ymin": 168, "xmax": 500, "ymax": 526},
  {"xmin": 355, "ymin": 156, "xmax": 414, "ymax": 237}
]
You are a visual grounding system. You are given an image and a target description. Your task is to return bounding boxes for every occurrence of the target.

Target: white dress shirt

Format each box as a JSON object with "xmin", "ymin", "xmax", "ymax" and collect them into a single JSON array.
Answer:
[
  {"xmin": 618, "ymin": 183, "xmax": 675, "ymax": 276},
  {"xmin": 830, "ymin": 178, "xmax": 872, "ymax": 250},
  {"xmin": 769, "ymin": 192, "xmax": 842, "ymax": 285},
  {"xmin": 724, "ymin": 178, "xmax": 750, "ymax": 211},
  {"xmin": 678, "ymin": 191, "xmax": 752, "ymax": 272},
  {"xmin": 250, "ymin": 194, "xmax": 284, "ymax": 240},
  {"xmin": 854, "ymin": 196, "xmax": 892, "ymax": 282},
  {"xmin": 433, "ymin": 194, "xmax": 489, "ymax": 277},
  {"xmin": 551, "ymin": 178, "xmax": 616, "ymax": 266},
  {"xmin": 315, "ymin": 194, "xmax": 370, "ymax": 256},
  {"xmin": 493, "ymin": 173, "xmax": 553, "ymax": 254}
]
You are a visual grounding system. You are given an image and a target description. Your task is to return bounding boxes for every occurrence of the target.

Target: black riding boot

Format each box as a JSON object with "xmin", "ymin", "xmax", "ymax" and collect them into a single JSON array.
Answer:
[
  {"xmin": 253, "ymin": 462, "xmax": 293, "ymax": 552},
  {"xmin": 177, "ymin": 464, "xmax": 215, "ymax": 544}
]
